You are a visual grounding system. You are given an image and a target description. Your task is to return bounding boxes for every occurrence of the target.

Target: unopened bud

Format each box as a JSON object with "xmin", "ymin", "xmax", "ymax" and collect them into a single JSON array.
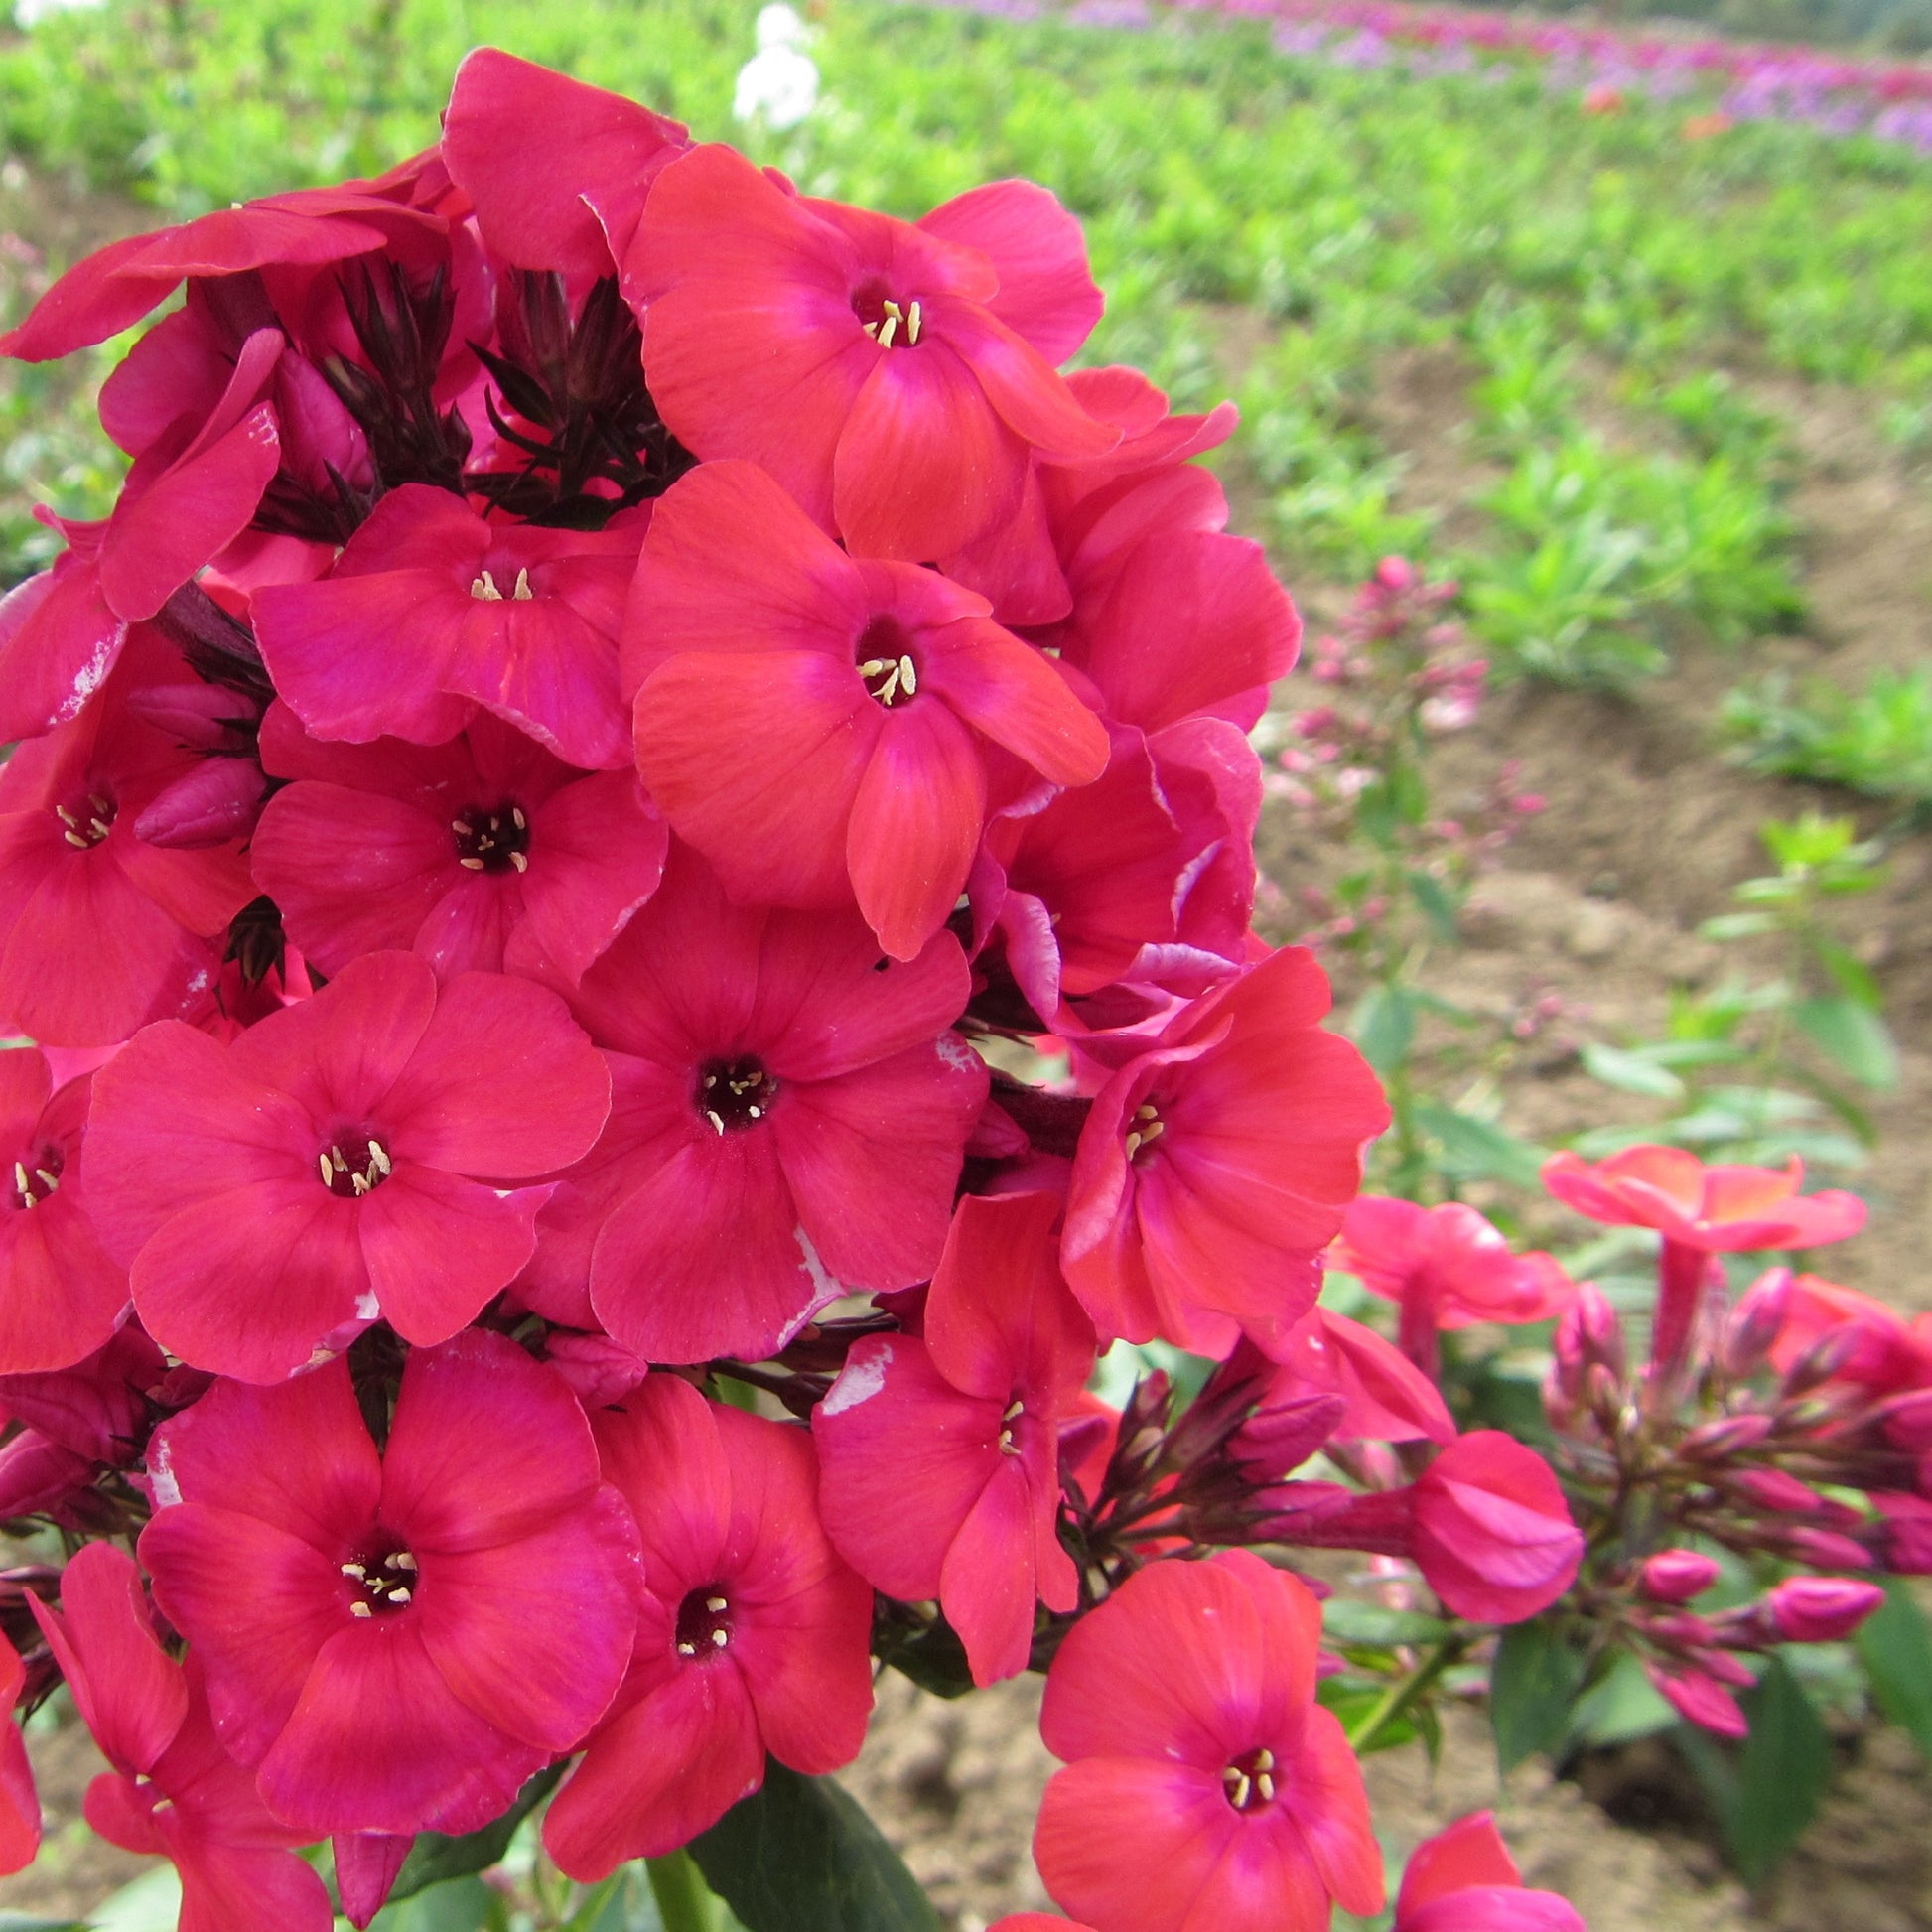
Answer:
[
  {"xmin": 1782, "ymin": 1325, "xmax": 1863, "ymax": 1399},
  {"xmin": 1730, "ymin": 1466, "xmax": 1827, "ymax": 1513},
  {"xmin": 1880, "ymin": 1389, "xmax": 1932, "ymax": 1453},
  {"xmin": 1679, "ymin": 1413, "xmax": 1774, "ymax": 1460},
  {"xmin": 1556, "ymin": 1284, "xmax": 1626, "ymax": 1384},
  {"xmin": 1768, "ymin": 1576, "xmax": 1886, "ymax": 1643},
  {"xmin": 1724, "ymin": 1267, "xmax": 1792, "ymax": 1378},
  {"xmin": 133, "ymin": 758, "xmax": 267, "ymax": 848},
  {"xmin": 1781, "ymin": 1528, "xmax": 1875, "ymax": 1571},
  {"xmin": 1640, "ymin": 1549, "xmax": 1721, "ymax": 1604},
  {"xmin": 1646, "ymin": 1663, "xmax": 1747, "ymax": 1738}
]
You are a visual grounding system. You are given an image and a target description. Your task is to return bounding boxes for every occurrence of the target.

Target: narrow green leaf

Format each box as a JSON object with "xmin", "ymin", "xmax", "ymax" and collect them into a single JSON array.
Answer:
[
  {"xmin": 385, "ymin": 1764, "xmax": 561, "ymax": 1905},
  {"xmin": 1858, "ymin": 1582, "xmax": 1932, "ymax": 1760},
  {"xmin": 1812, "ymin": 936, "xmax": 1883, "ymax": 1011},
  {"xmin": 1350, "ymin": 985, "xmax": 1416, "ymax": 1075},
  {"xmin": 687, "ymin": 1759, "xmax": 942, "ymax": 1932},
  {"xmin": 1415, "ymin": 1103, "xmax": 1546, "ymax": 1189},
  {"xmin": 1580, "ymin": 1041, "xmax": 1686, "ymax": 1100},
  {"xmin": 1489, "ymin": 1619, "xmax": 1585, "ymax": 1773},
  {"xmin": 1685, "ymin": 1656, "xmax": 1833, "ymax": 1884},
  {"xmin": 1792, "ymin": 995, "xmax": 1899, "ymax": 1089},
  {"xmin": 1569, "ymin": 1648, "xmax": 1676, "ymax": 1749},
  {"xmin": 1405, "ymin": 868, "xmax": 1461, "ymax": 943},
  {"xmin": 0, "ymin": 1915, "xmax": 94, "ymax": 1931},
  {"xmin": 1321, "ymin": 1599, "xmax": 1453, "ymax": 1648},
  {"xmin": 370, "ymin": 1876, "xmax": 501, "ymax": 1932}
]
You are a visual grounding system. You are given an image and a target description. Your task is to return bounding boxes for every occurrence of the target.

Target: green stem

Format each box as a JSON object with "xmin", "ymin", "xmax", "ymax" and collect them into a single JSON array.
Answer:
[
  {"xmin": 646, "ymin": 1850, "xmax": 719, "ymax": 1932},
  {"xmin": 559, "ymin": 1873, "xmax": 625, "ymax": 1932},
  {"xmin": 1346, "ymin": 1638, "xmax": 1463, "ymax": 1755}
]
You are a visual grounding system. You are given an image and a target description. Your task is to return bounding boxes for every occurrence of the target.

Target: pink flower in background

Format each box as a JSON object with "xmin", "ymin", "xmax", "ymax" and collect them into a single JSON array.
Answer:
[
  {"xmin": 534, "ymin": 846, "xmax": 983, "ymax": 1361},
  {"xmin": 1413, "ymin": 1432, "xmax": 1583, "ymax": 1624},
  {"xmin": 253, "ymin": 485, "xmax": 642, "ymax": 769},
  {"xmin": 815, "ymin": 1190, "xmax": 1096, "ymax": 1683},
  {"xmin": 140, "ymin": 1334, "xmax": 639, "ymax": 1837},
  {"xmin": 1035, "ymin": 1549, "xmax": 1383, "ymax": 1932},
  {"xmin": 251, "ymin": 703, "xmax": 667, "ymax": 982},
  {"xmin": 1394, "ymin": 1812, "xmax": 1587, "ymax": 1931},
  {"xmin": 86, "ymin": 949, "xmax": 610, "ymax": 1381},
  {"xmin": 31, "ymin": 1543, "xmax": 332, "ymax": 1931},
  {"xmin": 1329, "ymin": 1195, "xmax": 1575, "ymax": 1377},
  {"xmin": 0, "ymin": 1630, "xmax": 37, "ymax": 1877},
  {"xmin": 543, "ymin": 1374, "xmax": 872, "ymax": 1879},
  {"xmin": 0, "ymin": 1049, "xmax": 127, "ymax": 1374},
  {"xmin": 1254, "ymin": 1305, "xmax": 1457, "ymax": 1449},
  {"xmin": 1062, "ymin": 944, "xmax": 1390, "ymax": 1360},
  {"xmin": 629, "ymin": 145, "xmax": 1116, "ymax": 560},
  {"xmin": 628, "ymin": 460, "xmax": 1107, "ymax": 961}
]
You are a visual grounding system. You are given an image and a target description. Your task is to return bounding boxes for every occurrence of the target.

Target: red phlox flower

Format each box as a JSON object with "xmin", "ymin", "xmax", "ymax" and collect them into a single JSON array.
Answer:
[
  {"xmin": 1541, "ymin": 1147, "xmax": 1865, "ymax": 1253},
  {"xmin": 974, "ymin": 718, "xmax": 1260, "ymax": 1032},
  {"xmin": 1035, "ymin": 1549, "xmax": 1383, "ymax": 1932},
  {"xmin": 1767, "ymin": 1273, "xmax": 1932, "ymax": 1396},
  {"xmin": 0, "ymin": 1049, "xmax": 128, "ymax": 1374},
  {"xmin": 252, "ymin": 702, "xmax": 667, "ymax": 982},
  {"xmin": 85, "ymin": 948, "xmax": 610, "ymax": 1382},
  {"xmin": 1413, "ymin": 1432, "xmax": 1583, "ymax": 1625},
  {"xmin": 443, "ymin": 49, "xmax": 691, "ymax": 277},
  {"xmin": 543, "ymin": 1373, "xmax": 872, "ymax": 1878},
  {"xmin": 815, "ymin": 1190, "xmax": 1096, "ymax": 1685},
  {"xmin": 30, "ymin": 1542, "xmax": 332, "ymax": 1931},
  {"xmin": 0, "ymin": 1328, "xmax": 171, "ymax": 1525},
  {"xmin": 626, "ymin": 459, "xmax": 1107, "ymax": 961},
  {"xmin": 1394, "ymin": 1812, "xmax": 1586, "ymax": 1932},
  {"xmin": 1249, "ymin": 1306, "xmax": 1457, "ymax": 1450},
  {"xmin": 1330, "ymin": 1195, "xmax": 1575, "ymax": 1376},
  {"xmin": 1061, "ymin": 944, "xmax": 1390, "ymax": 1361},
  {"xmin": 628, "ymin": 145, "xmax": 1117, "ymax": 561},
  {"xmin": 992, "ymin": 1920, "xmax": 1097, "ymax": 1932},
  {"xmin": 253, "ymin": 484, "xmax": 643, "ymax": 770},
  {"xmin": 0, "ymin": 1628, "xmax": 37, "ymax": 1876},
  {"xmin": 138, "ymin": 1334, "xmax": 640, "ymax": 1837},
  {"xmin": 524, "ymin": 845, "xmax": 983, "ymax": 1360},
  {"xmin": 0, "ymin": 632, "xmax": 257, "ymax": 1045}
]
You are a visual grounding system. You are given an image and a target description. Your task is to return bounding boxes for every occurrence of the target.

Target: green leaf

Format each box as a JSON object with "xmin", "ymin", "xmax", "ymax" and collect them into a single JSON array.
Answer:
[
  {"xmin": 1414, "ymin": 1103, "xmax": 1546, "ymax": 1189},
  {"xmin": 1569, "ymin": 1648, "xmax": 1676, "ymax": 1748},
  {"xmin": 1405, "ymin": 868, "xmax": 1460, "ymax": 943},
  {"xmin": 1858, "ymin": 1582, "xmax": 1932, "ymax": 1761},
  {"xmin": 1350, "ymin": 984, "xmax": 1416, "ymax": 1075},
  {"xmin": 687, "ymin": 1759, "xmax": 943, "ymax": 1932},
  {"xmin": 1792, "ymin": 995, "xmax": 1899, "ymax": 1089},
  {"xmin": 1580, "ymin": 1041, "xmax": 1686, "ymax": 1100},
  {"xmin": 1489, "ymin": 1619, "xmax": 1585, "ymax": 1773},
  {"xmin": 0, "ymin": 1915, "xmax": 94, "ymax": 1931},
  {"xmin": 369, "ymin": 1876, "xmax": 502, "ymax": 1932},
  {"xmin": 1681, "ymin": 1656, "xmax": 1833, "ymax": 1884},
  {"xmin": 1813, "ymin": 936, "xmax": 1883, "ymax": 1011},
  {"xmin": 1321, "ymin": 1599, "xmax": 1454, "ymax": 1648},
  {"xmin": 385, "ymin": 1765, "xmax": 561, "ymax": 1905}
]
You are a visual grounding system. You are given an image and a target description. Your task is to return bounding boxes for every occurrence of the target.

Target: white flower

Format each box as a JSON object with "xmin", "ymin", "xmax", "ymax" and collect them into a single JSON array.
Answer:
[{"xmin": 734, "ymin": 5, "xmax": 819, "ymax": 129}]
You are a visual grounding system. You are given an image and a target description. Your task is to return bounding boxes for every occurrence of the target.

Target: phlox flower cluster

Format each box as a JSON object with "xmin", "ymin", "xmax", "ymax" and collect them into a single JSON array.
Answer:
[{"xmin": 0, "ymin": 48, "xmax": 1911, "ymax": 1932}]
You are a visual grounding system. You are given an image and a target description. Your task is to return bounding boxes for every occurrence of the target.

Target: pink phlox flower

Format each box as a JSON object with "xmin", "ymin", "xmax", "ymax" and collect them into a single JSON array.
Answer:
[
  {"xmin": 0, "ymin": 1628, "xmax": 37, "ymax": 1876},
  {"xmin": 543, "ymin": 1373, "xmax": 873, "ymax": 1879},
  {"xmin": 252, "ymin": 702, "xmax": 667, "ymax": 982},
  {"xmin": 138, "ymin": 1334, "xmax": 641, "ymax": 1838},
  {"xmin": 525, "ymin": 844, "xmax": 984, "ymax": 1361},
  {"xmin": 1412, "ymin": 1431, "xmax": 1584, "ymax": 1625},
  {"xmin": 627, "ymin": 459, "xmax": 1107, "ymax": 962},
  {"xmin": 1035, "ymin": 1549, "xmax": 1384, "ymax": 1932},
  {"xmin": 0, "ymin": 630, "xmax": 257, "ymax": 1045},
  {"xmin": 815, "ymin": 1190, "xmax": 1097, "ymax": 1684},
  {"xmin": 1061, "ymin": 944, "xmax": 1390, "ymax": 1361},
  {"xmin": 0, "ymin": 1049, "xmax": 129, "ymax": 1374},
  {"xmin": 628, "ymin": 145, "xmax": 1118, "ymax": 562},
  {"xmin": 1767, "ymin": 1273, "xmax": 1932, "ymax": 1396},
  {"xmin": 30, "ymin": 1542, "xmax": 333, "ymax": 1931},
  {"xmin": 86, "ymin": 948, "xmax": 611, "ymax": 1381},
  {"xmin": 253, "ymin": 484, "xmax": 644, "ymax": 770},
  {"xmin": 1252, "ymin": 1306, "xmax": 1457, "ymax": 1449},
  {"xmin": 1394, "ymin": 1812, "xmax": 1587, "ymax": 1931}
]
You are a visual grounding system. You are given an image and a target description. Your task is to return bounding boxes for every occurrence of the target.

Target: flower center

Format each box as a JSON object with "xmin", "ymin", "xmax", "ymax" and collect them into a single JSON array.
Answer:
[
  {"xmin": 319, "ymin": 1133, "xmax": 393, "ymax": 1198},
  {"xmin": 342, "ymin": 1540, "xmax": 418, "ymax": 1618},
  {"xmin": 470, "ymin": 567, "xmax": 535, "ymax": 601},
  {"xmin": 854, "ymin": 615, "xmax": 919, "ymax": 709},
  {"xmin": 675, "ymin": 1585, "xmax": 734, "ymax": 1658},
  {"xmin": 54, "ymin": 791, "xmax": 115, "ymax": 850},
  {"xmin": 697, "ymin": 1058, "xmax": 778, "ymax": 1135},
  {"xmin": 998, "ymin": 1397, "xmax": 1025, "ymax": 1456},
  {"xmin": 8, "ymin": 1146, "xmax": 62, "ymax": 1210},
  {"xmin": 854, "ymin": 287, "xmax": 923, "ymax": 348},
  {"xmin": 1124, "ymin": 1101, "xmax": 1167, "ymax": 1164},
  {"xmin": 453, "ymin": 803, "xmax": 531, "ymax": 875},
  {"xmin": 1221, "ymin": 1745, "xmax": 1279, "ymax": 1814}
]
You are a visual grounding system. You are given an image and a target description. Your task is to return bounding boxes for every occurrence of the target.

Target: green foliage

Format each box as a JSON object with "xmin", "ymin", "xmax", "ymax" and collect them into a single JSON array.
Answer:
[
  {"xmin": 687, "ymin": 1760, "xmax": 944, "ymax": 1932},
  {"xmin": 1725, "ymin": 667, "xmax": 1932, "ymax": 804},
  {"xmin": 1489, "ymin": 1619, "xmax": 1587, "ymax": 1773},
  {"xmin": 384, "ymin": 1768, "xmax": 563, "ymax": 1908},
  {"xmin": 1857, "ymin": 1582, "xmax": 1932, "ymax": 1760}
]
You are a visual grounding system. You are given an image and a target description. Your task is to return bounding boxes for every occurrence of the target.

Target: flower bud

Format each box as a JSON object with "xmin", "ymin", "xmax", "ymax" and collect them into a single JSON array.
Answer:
[
  {"xmin": 1880, "ymin": 1389, "xmax": 1932, "ymax": 1452},
  {"xmin": 1678, "ymin": 1412, "xmax": 1773, "ymax": 1459},
  {"xmin": 1646, "ymin": 1662, "xmax": 1747, "ymax": 1738},
  {"xmin": 1780, "ymin": 1528, "xmax": 1875, "ymax": 1571},
  {"xmin": 1723, "ymin": 1267, "xmax": 1792, "ymax": 1378},
  {"xmin": 1767, "ymin": 1576, "xmax": 1886, "ymax": 1644},
  {"xmin": 1730, "ymin": 1466, "xmax": 1828, "ymax": 1514},
  {"xmin": 1781, "ymin": 1324, "xmax": 1863, "ymax": 1399},
  {"xmin": 1640, "ymin": 1549, "xmax": 1721, "ymax": 1603},
  {"xmin": 133, "ymin": 757, "xmax": 268, "ymax": 848}
]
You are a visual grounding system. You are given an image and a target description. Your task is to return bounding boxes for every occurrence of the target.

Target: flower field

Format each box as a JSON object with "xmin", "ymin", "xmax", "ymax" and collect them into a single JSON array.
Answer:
[{"xmin": 0, "ymin": 3, "xmax": 1930, "ymax": 1931}]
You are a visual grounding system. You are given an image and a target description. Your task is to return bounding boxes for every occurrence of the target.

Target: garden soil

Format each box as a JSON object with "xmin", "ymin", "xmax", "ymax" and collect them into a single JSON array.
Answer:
[{"xmin": 4, "ymin": 204, "xmax": 1932, "ymax": 1927}]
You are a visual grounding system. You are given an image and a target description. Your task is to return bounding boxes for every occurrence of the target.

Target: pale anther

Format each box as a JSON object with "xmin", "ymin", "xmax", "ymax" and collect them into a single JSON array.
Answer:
[
  {"xmin": 1255, "ymin": 1771, "xmax": 1276, "ymax": 1803},
  {"xmin": 367, "ymin": 1142, "xmax": 392, "ymax": 1177},
  {"xmin": 897, "ymin": 655, "xmax": 916, "ymax": 695},
  {"xmin": 390, "ymin": 1551, "xmax": 416, "ymax": 1571},
  {"xmin": 707, "ymin": 1110, "xmax": 726, "ymax": 1135},
  {"xmin": 12, "ymin": 1163, "xmax": 27, "ymax": 1196},
  {"xmin": 512, "ymin": 568, "xmax": 533, "ymax": 601},
  {"xmin": 35, "ymin": 1170, "xmax": 57, "ymax": 1191},
  {"xmin": 1003, "ymin": 1399, "xmax": 1025, "ymax": 1422},
  {"xmin": 706, "ymin": 1596, "xmax": 728, "ymax": 1612},
  {"xmin": 747, "ymin": 1106, "xmax": 761, "ymax": 1120},
  {"xmin": 388, "ymin": 1587, "xmax": 412, "ymax": 1605},
  {"xmin": 1253, "ymin": 1748, "xmax": 1274, "ymax": 1771},
  {"xmin": 906, "ymin": 299, "xmax": 922, "ymax": 344},
  {"xmin": 459, "ymin": 856, "xmax": 486, "ymax": 871},
  {"xmin": 63, "ymin": 830, "xmax": 89, "ymax": 849},
  {"xmin": 319, "ymin": 1154, "xmax": 334, "ymax": 1187},
  {"xmin": 677, "ymin": 1641, "xmax": 697, "ymax": 1656},
  {"xmin": 55, "ymin": 807, "xmax": 76, "ymax": 828},
  {"xmin": 1124, "ymin": 1132, "xmax": 1142, "ymax": 1160},
  {"xmin": 877, "ymin": 313, "xmax": 898, "ymax": 349},
  {"xmin": 511, "ymin": 807, "xmax": 527, "ymax": 831},
  {"xmin": 510, "ymin": 850, "xmax": 528, "ymax": 873},
  {"xmin": 1228, "ymin": 1772, "xmax": 1251, "ymax": 1808},
  {"xmin": 350, "ymin": 1601, "xmax": 373, "ymax": 1619},
  {"xmin": 89, "ymin": 818, "xmax": 112, "ymax": 839},
  {"xmin": 471, "ymin": 571, "xmax": 503, "ymax": 601},
  {"xmin": 710, "ymin": 1628, "xmax": 729, "ymax": 1647},
  {"xmin": 451, "ymin": 817, "xmax": 470, "ymax": 834},
  {"xmin": 341, "ymin": 1563, "xmax": 365, "ymax": 1579}
]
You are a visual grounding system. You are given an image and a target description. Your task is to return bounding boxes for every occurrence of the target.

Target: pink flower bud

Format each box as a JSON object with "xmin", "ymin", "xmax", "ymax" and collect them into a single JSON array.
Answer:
[
  {"xmin": 132, "ymin": 757, "xmax": 268, "ymax": 848},
  {"xmin": 1640, "ymin": 1550, "xmax": 1721, "ymax": 1603},
  {"xmin": 1724, "ymin": 1267, "xmax": 1792, "ymax": 1378},
  {"xmin": 1767, "ymin": 1577, "xmax": 1885, "ymax": 1643},
  {"xmin": 1880, "ymin": 1389, "xmax": 1932, "ymax": 1452},
  {"xmin": 1781, "ymin": 1528, "xmax": 1875, "ymax": 1571},
  {"xmin": 1412, "ymin": 1433, "xmax": 1584, "ymax": 1624},
  {"xmin": 1647, "ymin": 1663, "xmax": 1747, "ymax": 1738},
  {"xmin": 1678, "ymin": 1412, "xmax": 1773, "ymax": 1459},
  {"xmin": 1731, "ymin": 1467, "xmax": 1827, "ymax": 1513}
]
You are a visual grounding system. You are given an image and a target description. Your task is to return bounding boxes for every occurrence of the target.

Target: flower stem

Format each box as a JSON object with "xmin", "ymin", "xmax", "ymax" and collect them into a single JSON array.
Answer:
[
  {"xmin": 1346, "ymin": 1638, "xmax": 1463, "ymax": 1755},
  {"xmin": 646, "ymin": 1850, "xmax": 719, "ymax": 1932}
]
